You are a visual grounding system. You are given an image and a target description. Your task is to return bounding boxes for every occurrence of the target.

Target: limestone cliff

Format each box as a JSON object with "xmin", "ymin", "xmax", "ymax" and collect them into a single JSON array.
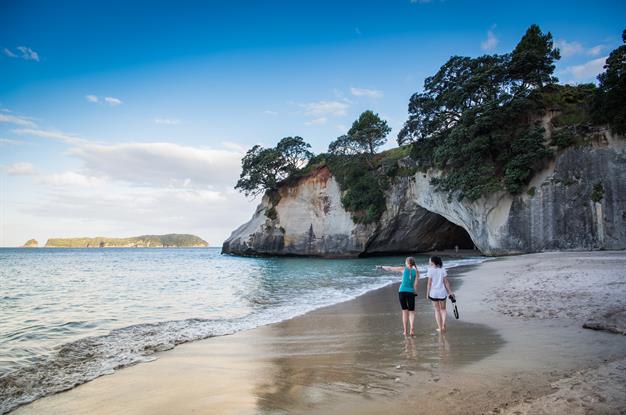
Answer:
[{"xmin": 223, "ymin": 131, "xmax": 625, "ymax": 257}]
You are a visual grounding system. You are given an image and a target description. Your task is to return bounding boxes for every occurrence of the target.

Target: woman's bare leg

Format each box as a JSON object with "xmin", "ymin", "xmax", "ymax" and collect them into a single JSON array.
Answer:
[
  {"xmin": 440, "ymin": 301, "xmax": 447, "ymax": 331},
  {"xmin": 402, "ymin": 310, "xmax": 409, "ymax": 335},
  {"xmin": 433, "ymin": 301, "xmax": 443, "ymax": 331},
  {"xmin": 409, "ymin": 311, "xmax": 415, "ymax": 336}
]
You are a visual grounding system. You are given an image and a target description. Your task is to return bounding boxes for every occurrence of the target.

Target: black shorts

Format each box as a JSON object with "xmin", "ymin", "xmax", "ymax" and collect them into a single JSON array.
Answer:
[
  {"xmin": 428, "ymin": 296, "xmax": 446, "ymax": 302},
  {"xmin": 399, "ymin": 292, "xmax": 416, "ymax": 311}
]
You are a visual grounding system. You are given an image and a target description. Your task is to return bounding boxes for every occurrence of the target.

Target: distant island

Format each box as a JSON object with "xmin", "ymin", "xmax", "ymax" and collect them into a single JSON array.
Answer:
[
  {"xmin": 43, "ymin": 234, "xmax": 208, "ymax": 248},
  {"xmin": 22, "ymin": 239, "xmax": 39, "ymax": 248}
]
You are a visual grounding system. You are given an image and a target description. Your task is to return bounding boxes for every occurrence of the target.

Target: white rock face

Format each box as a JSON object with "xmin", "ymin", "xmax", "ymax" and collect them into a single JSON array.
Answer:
[{"xmin": 223, "ymin": 133, "xmax": 626, "ymax": 257}]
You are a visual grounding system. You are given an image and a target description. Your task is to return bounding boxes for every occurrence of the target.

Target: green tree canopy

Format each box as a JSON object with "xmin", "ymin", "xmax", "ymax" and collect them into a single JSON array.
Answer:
[
  {"xmin": 509, "ymin": 24, "xmax": 560, "ymax": 92},
  {"xmin": 329, "ymin": 110, "xmax": 390, "ymax": 155},
  {"xmin": 398, "ymin": 24, "xmax": 560, "ymax": 201},
  {"xmin": 235, "ymin": 137, "xmax": 313, "ymax": 197},
  {"xmin": 593, "ymin": 30, "xmax": 626, "ymax": 135}
]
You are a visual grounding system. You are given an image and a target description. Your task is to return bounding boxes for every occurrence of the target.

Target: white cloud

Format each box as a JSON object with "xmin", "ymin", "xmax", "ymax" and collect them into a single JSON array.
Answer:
[
  {"xmin": 350, "ymin": 87, "xmax": 384, "ymax": 99},
  {"xmin": 587, "ymin": 45, "xmax": 606, "ymax": 56},
  {"xmin": 481, "ymin": 28, "xmax": 498, "ymax": 51},
  {"xmin": 104, "ymin": 97, "xmax": 122, "ymax": 106},
  {"xmin": 263, "ymin": 110, "xmax": 278, "ymax": 116},
  {"xmin": 3, "ymin": 48, "xmax": 17, "ymax": 58},
  {"xmin": 555, "ymin": 39, "xmax": 607, "ymax": 58},
  {"xmin": 305, "ymin": 117, "xmax": 327, "ymax": 125},
  {"xmin": 0, "ymin": 138, "xmax": 26, "ymax": 146},
  {"xmin": 85, "ymin": 95, "xmax": 99, "ymax": 103},
  {"xmin": 562, "ymin": 56, "xmax": 607, "ymax": 81},
  {"xmin": 4, "ymin": 162, "xmax": 36, "ymax": 176},
  {"xmin": 154, "ymin": 117, "xmax": 181, "ymax": 125},
  {"xmin": 37, "ymin": 171, "xmax": 106, "ymax": 188},
  {"xmin": 555, "ymin": 40, "xmax": 584, "ymax": 58},
  {"xmin": 335, "ymin": 124, "xmax": 347, "ymax": 132},
  {"xmin": 13, "ymin": 128, "xmax": 86, "ymax": 145},
  {"xmin": 301, "ymin": 100, "xmax": 349, "ymax": 117},
  {"xmin": 0, "ymin": 113, "xmax": 37, "ymax": 128},
  {"xmin": 4, "ymin": 46, "xmax": 39, "ymax": 61},
  {"xmin": 69, "ymin": 141, "xmax": 244, "ymax": 189}
]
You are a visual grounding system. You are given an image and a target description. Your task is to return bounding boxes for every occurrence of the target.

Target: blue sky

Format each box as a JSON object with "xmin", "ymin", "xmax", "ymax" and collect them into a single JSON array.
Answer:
[{"xmin": 1, "ymin": 0, "xmax": 624, "ymax": 246}]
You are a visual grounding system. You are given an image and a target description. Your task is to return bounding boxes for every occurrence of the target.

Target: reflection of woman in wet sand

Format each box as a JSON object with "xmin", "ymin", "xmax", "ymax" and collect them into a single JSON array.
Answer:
[
  {"xmin": 427, "ymin": 256, "xmax": 454, "ymax": 332},
  {"xmin": 377, "ymin": 257, "xmax": 419, "ymax": 336}
]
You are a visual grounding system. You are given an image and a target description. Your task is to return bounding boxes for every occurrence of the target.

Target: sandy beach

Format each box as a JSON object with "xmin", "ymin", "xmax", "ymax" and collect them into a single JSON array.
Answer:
[{"xmin": 11, "ymin": 251, "xmax": 626, "ymax": 415}]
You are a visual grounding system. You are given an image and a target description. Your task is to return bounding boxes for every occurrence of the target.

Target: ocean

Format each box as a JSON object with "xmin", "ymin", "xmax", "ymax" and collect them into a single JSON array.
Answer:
[{"xmin": 0, "ymin": 247, "xmax": 486, "ymax": 413}]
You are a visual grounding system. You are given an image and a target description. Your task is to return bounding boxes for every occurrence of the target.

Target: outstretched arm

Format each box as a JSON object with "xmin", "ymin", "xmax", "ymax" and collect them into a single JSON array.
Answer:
[{"xmin": 376, "ymin": 265, "xmax": 404, "ymax": 272}]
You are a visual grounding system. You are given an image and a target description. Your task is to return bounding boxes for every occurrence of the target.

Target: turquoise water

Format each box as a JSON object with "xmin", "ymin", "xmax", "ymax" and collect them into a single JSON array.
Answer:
[{"xmin": 0, "ymin": 247, "xmax": 485, "ymax": 413}]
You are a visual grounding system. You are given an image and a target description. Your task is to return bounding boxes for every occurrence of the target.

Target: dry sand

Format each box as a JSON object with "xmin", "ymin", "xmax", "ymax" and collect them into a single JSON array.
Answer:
[{"xmin": 11, "ymin": 251, "xmax": 626, "ymax": 414}]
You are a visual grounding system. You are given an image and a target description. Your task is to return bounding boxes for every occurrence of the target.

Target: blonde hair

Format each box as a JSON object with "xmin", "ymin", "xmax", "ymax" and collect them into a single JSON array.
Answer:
[{"xmin": 406, "ymin": 256, "xmax": 416, "ymax": 268}]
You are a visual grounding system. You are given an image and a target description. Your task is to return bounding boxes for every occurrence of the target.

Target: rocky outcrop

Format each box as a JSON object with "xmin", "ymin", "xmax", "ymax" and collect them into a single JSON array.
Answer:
[
  {"xmin": 222, "ymin": 132, "xmax": 625, "ymax": 257},
  {"xmin": 21, "ymin": 239, "xmax": 38, "ymax": 248},
  {"xmin": 222, "ymin": 166, "xmax": 473, "ymax": 257}
]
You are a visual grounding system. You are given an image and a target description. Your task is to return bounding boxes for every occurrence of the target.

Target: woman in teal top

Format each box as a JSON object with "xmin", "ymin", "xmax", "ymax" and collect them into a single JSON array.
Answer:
[{"xmin": 377, "ymin": 257, "xmax": 420, "ymax": 336}]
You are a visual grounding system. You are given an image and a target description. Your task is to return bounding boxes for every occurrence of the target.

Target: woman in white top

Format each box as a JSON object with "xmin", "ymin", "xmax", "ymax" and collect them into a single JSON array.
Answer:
[{"xmin": 426, "ymin": 256, "xmax": 454, "ymax": 332}]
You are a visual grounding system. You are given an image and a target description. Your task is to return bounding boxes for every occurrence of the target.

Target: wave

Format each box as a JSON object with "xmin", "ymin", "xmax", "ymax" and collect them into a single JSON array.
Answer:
[{"xmin": 0, "ymin": 256, "xmax": 487, "ymax": 414}]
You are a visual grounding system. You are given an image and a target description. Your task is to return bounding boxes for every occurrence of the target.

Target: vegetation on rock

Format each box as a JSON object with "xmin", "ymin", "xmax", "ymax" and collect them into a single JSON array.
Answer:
[
  {"xmin": 234, "ymin": 25, "xmax": 625, "ymax": 222},
  {"xmin": 45, "ymin": 234, "xmax": 208, "ymax": 248}
]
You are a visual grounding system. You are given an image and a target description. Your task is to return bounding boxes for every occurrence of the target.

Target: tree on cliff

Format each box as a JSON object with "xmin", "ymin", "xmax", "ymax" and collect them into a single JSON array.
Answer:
[
  {"xmin": 328, "ymin": 111, "xmax": 390, "ymax": 155},
  {"xmin": 398, "ymin": 24, "xmax": 560, "ymax": 201},
  {"xmin": 509, "ymin": 24, "xmax": 560, "ymax": 92},
  {"xmin": 593, "ymin": 29, "xmax": 626, "ymax": 135},
  {"xmin": 235, "ymin": 137, "xmax": 313, "ymax": 197}
]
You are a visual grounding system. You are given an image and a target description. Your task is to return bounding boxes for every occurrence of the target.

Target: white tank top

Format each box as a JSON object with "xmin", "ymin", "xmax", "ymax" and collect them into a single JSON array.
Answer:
[{"xmin": 428, "ymin": 267, "xmax": 448, "ymax": 299}]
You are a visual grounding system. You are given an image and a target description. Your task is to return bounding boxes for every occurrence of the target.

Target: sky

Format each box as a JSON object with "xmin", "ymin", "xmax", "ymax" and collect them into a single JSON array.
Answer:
[{"xmin": 0, "ymin": 0, "xmax": 624, "ymax": 247}]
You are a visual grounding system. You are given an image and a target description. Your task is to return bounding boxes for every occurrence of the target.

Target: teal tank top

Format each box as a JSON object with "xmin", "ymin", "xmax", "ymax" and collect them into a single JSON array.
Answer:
[{"xmin": 399, "ymin": 267, "xmax": 417, "ymax": 293}]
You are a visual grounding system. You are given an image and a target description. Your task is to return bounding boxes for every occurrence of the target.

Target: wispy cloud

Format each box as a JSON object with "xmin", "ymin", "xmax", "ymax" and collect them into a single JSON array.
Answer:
[
  {"xmin": 481, "ymin": 27, "xmax": 498, "ymax": 51},
  {"xmin": 154, "ymin": 117, "xmax": 181, "ymax": 125},
  {"xmin": 301, "ymin": 100, "xmax": 349, "ymax": 117},
  {"xmin": 561, "ymin": 56, "xmax": 607, "ymax": 81},
  {"xmin": 410, "ymin": 0, "xmax": 432, "ymax": 3},
  {"xmin": 350, "ymin": 87, "xmax": 383, "ymax": 99},
  {"xmin": 104, "ymin": 97, "xmax": 122, "ymax": 106},
  {"xmin": 263, "ymin": 110, "xmax": 278, "ymax": 116},
  {"xmin": 86, "ymin": 95, "xmax": 123, "ymax": 106},
  {"xmin": 3, "ymin": 46, "xmax": 40, "ymax": 61},
  {"xmin": 0, "ymin": 113, "xmax": 37, "ymax": 128},
  {"xmin": 37, "ymin": 171, "xmax": 106, "ymax": 188},
  {"xmin": 556, "ymin": 39, "xmax": 606, "ymax": 58},
  {"xmin": 305, "ymin": 117, "xmax": 327, "ymax": 125},
  {"xmin": 0, "ymin": 138, "xmax": 26, "ymax": 146},
  {"xmin": 3, "ymin": 162, "xmax": 36, "ymax": 176},
  {"xmin": 13, "ymin": 128, "xmax": 86, "ymax": 145}
]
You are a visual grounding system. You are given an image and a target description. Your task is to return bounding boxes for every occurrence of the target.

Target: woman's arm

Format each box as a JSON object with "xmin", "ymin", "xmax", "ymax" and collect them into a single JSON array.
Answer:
[
  {"xmin": 377, "ymin": 265, "xmax": 404, "ymax": 272},
  {"xmin": 443, "ymin": 277, "xmax": 454, "ymax": 296},
  {"xmin": 426, "ymin": 277, "xmax": 431, "ymax": 299},
  {"xmin": 413, "ymin": 268, "xmax": 420, "ymax": 296}
]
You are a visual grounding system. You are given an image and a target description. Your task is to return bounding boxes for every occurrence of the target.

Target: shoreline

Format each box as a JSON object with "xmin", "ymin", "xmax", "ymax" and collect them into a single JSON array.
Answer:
[{"xmin": 10, "ymin": 251, "xmax": 626, "ymax": 414}]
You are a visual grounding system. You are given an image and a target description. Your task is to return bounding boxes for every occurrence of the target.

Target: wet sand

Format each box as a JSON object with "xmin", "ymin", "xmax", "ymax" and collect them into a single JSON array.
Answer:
[{"xmin": 12, "ymin": 251, "xmax": 626, "ymax": 414}]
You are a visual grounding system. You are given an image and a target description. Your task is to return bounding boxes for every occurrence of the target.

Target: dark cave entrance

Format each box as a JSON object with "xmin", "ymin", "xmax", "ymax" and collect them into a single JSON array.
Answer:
[{"xmin": 359, "ymin": 210, "xmax": 478, "ymax": 257}]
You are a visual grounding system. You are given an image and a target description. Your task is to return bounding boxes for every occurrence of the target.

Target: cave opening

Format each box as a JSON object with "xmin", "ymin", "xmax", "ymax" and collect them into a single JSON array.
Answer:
[{"xmin": 359, "ymin": 210, "xmax": 478, "ymax": 257}]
